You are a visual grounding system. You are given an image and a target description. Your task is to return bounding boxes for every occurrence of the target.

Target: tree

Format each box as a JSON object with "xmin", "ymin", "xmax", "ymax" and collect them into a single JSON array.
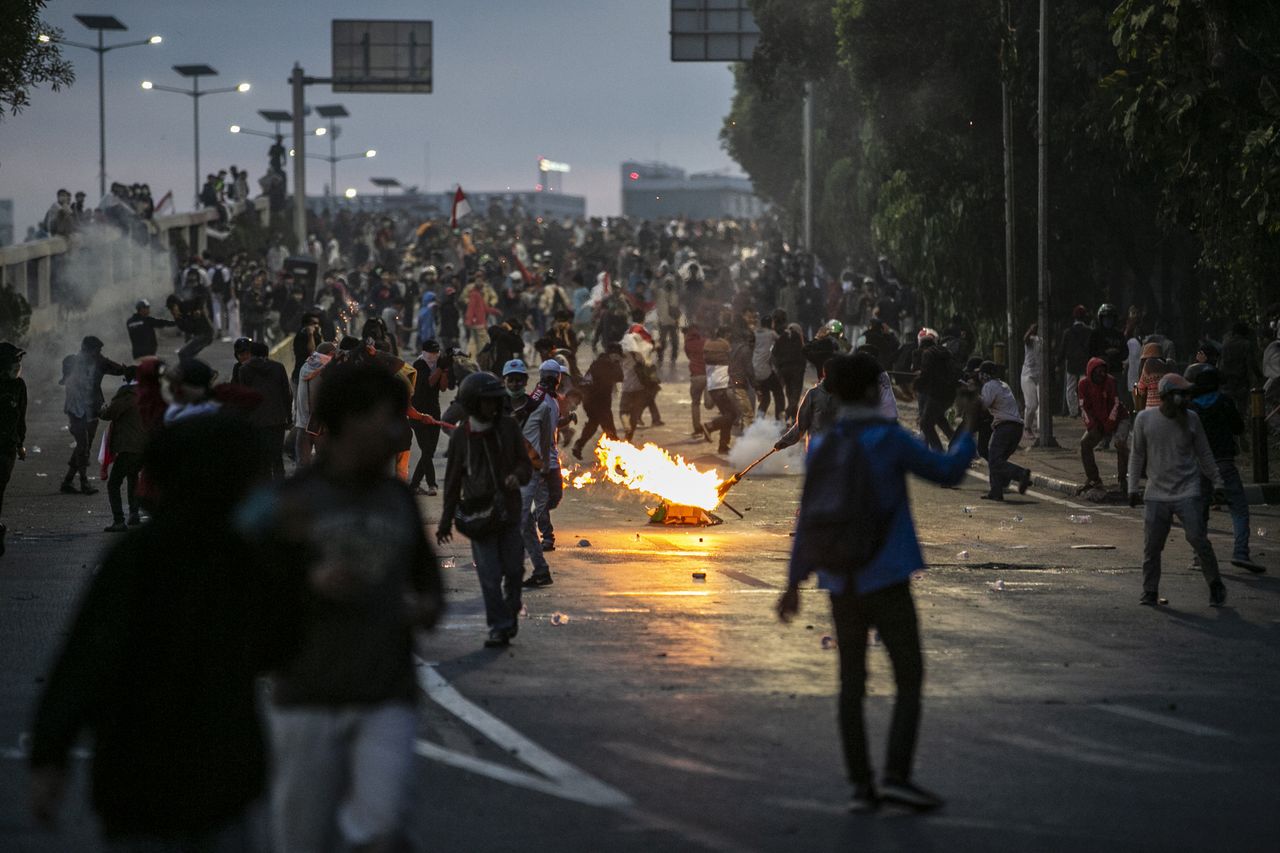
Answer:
[{"xmin": 0, "ymin": 0, "xmax": 74, "ymax": 122}]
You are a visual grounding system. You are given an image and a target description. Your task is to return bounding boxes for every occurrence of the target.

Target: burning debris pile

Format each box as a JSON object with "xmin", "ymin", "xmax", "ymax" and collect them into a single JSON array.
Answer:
[{"xmin": 562, "ymin": 437, "xmax": 730, "ymax": 526}]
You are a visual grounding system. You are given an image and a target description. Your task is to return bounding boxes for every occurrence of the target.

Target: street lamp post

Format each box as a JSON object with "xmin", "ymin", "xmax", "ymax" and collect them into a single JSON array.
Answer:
[
  {"xmin": 142, "ymin": 65, "xmax": 250, "ymax": 207},
  {"xmin": 42, "ymin": 15, "xmax": 162, "ymax": 198}
]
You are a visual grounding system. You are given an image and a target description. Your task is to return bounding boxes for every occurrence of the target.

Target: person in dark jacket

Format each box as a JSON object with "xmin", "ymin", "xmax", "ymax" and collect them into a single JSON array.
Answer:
[
  {"xmin": 778, "ymin": 353, "xmax": 976, "ymax": 814},
  {"xmin": 772, "ymin": 316, "xmax": 808, "ymax": 425},
  {"xmin": 684, "ymin": 325, "xmax": 709, "ymax": 437},
  {"xmin": 1059, "ymin": 305, "xmax": 1092, "ymax": 417},
  {"xmin": 0, "ymin": 342, "xmax": 28, "ymax": 557},
  {"xmin": 126, "ymin": 299, "xmax": 177, "ymax": 359},
  {"xmin": 1186, "ymin": 364, "xmax": 1265, "ymax": 573},
  {"xmin": 437, "ymin": 287, "xmax": 461, "ymax": 351},
  {"xmin": 100, "ymin": 368, "xmax": 148, "ymax": 531},
  {"xmin": 913, "ymin": 336, "xmax": 957, "ymax": 452},
  {"xmin": 60, "ymin": 336, "xmax": 125, "ymax": 495},
  {"xmin": 410, "ymin": 340, "xmax": 447, "ymax": 494},
  {"xmin": 290, "ymin": 313, "xmax": 323, "ymax": 384},
  {"xmin": 236, "ymin": 342, "xmax": 293, "ymax": 480},
  {"xmin": 438, "ymin": 372, "xmax": 533, "ymax": 648},
  {"xmin": 572, "ymin": 344, "xmax": 623, "ymax": 460},
  {"xmin": 29, "ymin": 415, "xmax": 272, "ymax": 847}
]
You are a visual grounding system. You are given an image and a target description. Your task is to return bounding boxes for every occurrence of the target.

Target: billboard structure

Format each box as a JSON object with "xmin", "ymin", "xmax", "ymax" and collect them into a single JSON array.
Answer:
[
  {"xmin": 331, "ymin": 20, "xmax": 432, "ymax": 93},
  {"xmin": 670, "ymin": 0, "xmax": 759, "ymax": 62}
]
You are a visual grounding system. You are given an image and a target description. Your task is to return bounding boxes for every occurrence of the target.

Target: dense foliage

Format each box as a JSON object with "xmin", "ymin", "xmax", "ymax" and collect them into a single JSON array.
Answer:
[
  {"xmin": 0, "ymin": 1, "xmax": 73, "ymax": 122},
  {"xmin": 721, "ymin": 0, "xmax": 1278, "ymax": 351}
]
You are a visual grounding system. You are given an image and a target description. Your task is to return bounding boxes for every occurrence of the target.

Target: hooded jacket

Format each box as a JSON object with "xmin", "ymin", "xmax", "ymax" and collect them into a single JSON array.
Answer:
[
  {"xmin": 1077, "ymin": 357, "xmax": 1118, "ymax": 433},
  {"xmin": 101, "ymin": 384, "xmax": 147, "ymax": 456},
  {"xmin": 236, "ymin": 357, "xmax": 292, "ymax": 429},
  {"xmin": 294, "ymin": 351, "xmax": 331, "ymax": 429}
]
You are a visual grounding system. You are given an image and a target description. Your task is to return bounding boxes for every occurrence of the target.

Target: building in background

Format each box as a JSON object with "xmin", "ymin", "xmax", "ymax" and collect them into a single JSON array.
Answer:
[
  {"xmin": 621, "ymin": 161, "xmax": 764, "ymax": 220},
  {"xmin": 0, "ymin": 200, "xmax": 13, "ymax": 247}
]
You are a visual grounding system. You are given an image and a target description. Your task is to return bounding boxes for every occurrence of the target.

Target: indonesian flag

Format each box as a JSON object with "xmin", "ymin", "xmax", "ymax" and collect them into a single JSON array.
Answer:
[{"xmin": 450, "ymin": 186, "xmax": 472, "ymax": 228}]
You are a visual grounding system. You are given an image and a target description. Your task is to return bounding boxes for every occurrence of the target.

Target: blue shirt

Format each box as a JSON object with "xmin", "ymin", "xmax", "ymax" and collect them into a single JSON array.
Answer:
[{"xmin": 789, "ymin": 409, "xmax": 975, "ymax": 596}]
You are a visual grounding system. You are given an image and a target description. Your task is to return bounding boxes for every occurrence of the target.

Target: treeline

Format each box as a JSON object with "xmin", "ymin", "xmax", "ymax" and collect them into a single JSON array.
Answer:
[{"xmin": 722, "ymin": 0, "xmax": 1280, "ymax": 351}]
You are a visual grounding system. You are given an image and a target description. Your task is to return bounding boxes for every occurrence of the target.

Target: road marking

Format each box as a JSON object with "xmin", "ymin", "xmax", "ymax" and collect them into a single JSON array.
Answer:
[
  {"xmin": 602, "ymin": 741, "xmax": 760, "ymax": 781},
  {"xmin": 414, "ymin": 660, "xmax": 631, "ymax": 808},
  {"xmin": 1092, "ymin": 703, "xmax": 1229, "ymax": 737},
  {"xmin": 717, "ymin": 569, "xmax": 775, "ymax": 589}
]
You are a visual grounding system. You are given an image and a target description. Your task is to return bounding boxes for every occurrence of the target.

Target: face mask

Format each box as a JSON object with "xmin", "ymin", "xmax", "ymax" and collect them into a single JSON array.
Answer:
[{"xmin": 506, "ymin": 386, "xmax": 525, "ymax": 399}]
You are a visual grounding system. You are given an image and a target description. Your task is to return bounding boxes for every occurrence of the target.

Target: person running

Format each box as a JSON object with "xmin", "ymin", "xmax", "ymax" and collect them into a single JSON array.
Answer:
[
  {"xmin": 701, "ymin": 327, "xmax": 740, "ymax": 455},
  {"xmin": 684, "ymin": 324, "xmax": 709, "ymax": 437},
  {"xmin": 573, "ymin": 343, "xmax": 624, "ymax": 460},
  {"xmin": 1128, "ymin": 373, "xmax": 1226, "ymax": 607},
  {"xmin": 409, "ymin": 340, "xmax": 447, "ymax": 495},
  {"xmin": 504, "ymin": 360, "xmax": 559, "ymax": 589},
  {"xmin": 438, "ymin": 372, "xmax": 533, "ymax": 648},
  {"xmin": 775, "ymin": 356, "xmax": 839, "ymax": 453},
  {"xmin": 977, "ymin": 361, "xmax": 1031, "ymax": 500},
  {"xmin": 240, "ymin": 363, "xmax": 444, "ymax": 853},
  {"xmin": 30, "ymin": 415, "xmax": 273, "ymax": 849},
  {"xmin": 778, "ymin": 352, "xmax": 976, "ymax": 813},
  {"xmin": 0, "ymin": 342, "xmax": 28, "ymax": 557},
  {"xmin": 126, "ymin": 299, "xmax": 176, "ymax": 360},
  {"xmin": 236, "ymin": 342, "xmax": 293, "ymax": 481},
  {"xmin": 60, "ymin": 337, "xmax": 125, "ymax": 496},
  {"xmin": 1185, "ymin": 364, "xmax": 1265, "ymax": 574}
]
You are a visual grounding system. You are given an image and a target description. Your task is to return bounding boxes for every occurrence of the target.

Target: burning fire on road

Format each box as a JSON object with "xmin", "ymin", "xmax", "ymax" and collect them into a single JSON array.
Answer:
[{"xmin": 562, "ymin": 437, "xmax": 729, "ymax": 526}]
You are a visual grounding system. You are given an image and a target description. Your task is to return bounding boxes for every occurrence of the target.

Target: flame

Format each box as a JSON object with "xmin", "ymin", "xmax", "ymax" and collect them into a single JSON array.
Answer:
[
  {"xmin": 594, "ymin": 436, "xmax": 724, "ymax": 510},
  {"xmin": 560, "ymin": 467, "xmax": 597, "ymax": 489}
]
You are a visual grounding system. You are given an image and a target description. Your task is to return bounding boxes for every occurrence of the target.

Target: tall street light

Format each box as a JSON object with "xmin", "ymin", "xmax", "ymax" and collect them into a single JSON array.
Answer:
[
  {"xmin": 287, "ymin": 144, "xmax": 377, "ymax": 210},
  {"xmin": 40, "ymin": 15, "xmax": 162, "ymax": 198},
  {"xmin": 142, "ymin": 65, "xmax": 250, "ymax": 207},
  {"xmin": 315, "ymin": 104, "xmax": 349, "ymax": 210}
]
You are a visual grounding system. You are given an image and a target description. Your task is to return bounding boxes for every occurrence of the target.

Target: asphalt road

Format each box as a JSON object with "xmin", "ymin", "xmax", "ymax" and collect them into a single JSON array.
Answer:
[{"xmin": 1, "ymin": 342, "xmax": 1278, "ymax": 852}]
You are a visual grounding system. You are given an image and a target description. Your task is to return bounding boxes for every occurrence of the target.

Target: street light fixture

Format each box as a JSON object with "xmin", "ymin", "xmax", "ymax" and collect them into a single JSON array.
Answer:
[
  {"xmin": 230, "ymin": 124, "xmax": 324, "ymax": 141},
  {"xmin": 45, "ymin": 14, "xmax": 163, "ymax": 197},
  {"xmin": 141, "ymin": 64, "xmax": 251, "ymax": 205},
  {"xmin": 344, "ymin": 188, "xmax": 358, "ymax": 199}
]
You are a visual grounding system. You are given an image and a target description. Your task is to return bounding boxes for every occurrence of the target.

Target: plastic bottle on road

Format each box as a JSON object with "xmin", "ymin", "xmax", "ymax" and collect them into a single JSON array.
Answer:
[
  {"xmin": 956, "ymin": 550, "xmax": 970, "ymax": 560},
  {"xmin": 1069, "ymin": 514, "xmax": 1093, "ymax": 524},
  {"xmin": 551, "ymin": 612, "xmax": 570, "ymax": 626}
]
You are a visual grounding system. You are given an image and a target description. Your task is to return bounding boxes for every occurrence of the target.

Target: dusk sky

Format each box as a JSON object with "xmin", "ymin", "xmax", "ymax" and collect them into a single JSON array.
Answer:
[{"xmin": 2, "ymin": 0, "xmax": 741, "ymax": 232}]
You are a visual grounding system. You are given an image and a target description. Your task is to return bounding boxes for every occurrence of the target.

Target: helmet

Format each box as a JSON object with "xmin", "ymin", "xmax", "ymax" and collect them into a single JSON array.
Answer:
[
  {"xmin": 917, "ymin": 327, "xmax": 938, "ymax": 343},
  {"xmin": 1184, "ymin": 363, "xmax": 1220, "ymax": 393},
  {"xmin": 825, "ymin": 319, "xmax": 844, "ymax": 337},
  {"xmin": 422, "ymin": 265, "xmax": 438, "ymax": 278},
  {"xmin": 1097, "ymin": 303, "xmax": 1118, "ymax": 319},
  {"xmin": 501, "ymin": 359, "xmax": 528, "ymax": 377},
  {"xmin": 135, "ymin": 298, "xmax": 151, "ymax": 310},
  {"xmin": 456, "ymin": 371, "xmax": 507, "ymax": 414},
  {"xmin": 0, "ymin": 342, "xmax": 26, "ymax": 365}
]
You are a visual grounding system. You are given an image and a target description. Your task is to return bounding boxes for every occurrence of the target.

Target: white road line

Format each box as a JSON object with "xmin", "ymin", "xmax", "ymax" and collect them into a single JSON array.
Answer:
[
  {"xmin": 965, "ymin": 470, "xmax": 1137, "ymax": 522},
  {"xmin": 414, "ymin": 660, "xmax": 632, "ymax": 808},
  {"xmin": 1092, "ymin": 703, "xmax": 1229, "ymax": 737},
  {"xmin": 602, "ymin": 741, "xmax": 760, "ymax": 782}
]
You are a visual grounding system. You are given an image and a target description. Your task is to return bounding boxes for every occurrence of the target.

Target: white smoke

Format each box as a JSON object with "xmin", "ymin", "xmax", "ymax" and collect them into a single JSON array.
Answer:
[{"xmin": 726, "ymin": 418, "xmax": 804, "ymax": 476}]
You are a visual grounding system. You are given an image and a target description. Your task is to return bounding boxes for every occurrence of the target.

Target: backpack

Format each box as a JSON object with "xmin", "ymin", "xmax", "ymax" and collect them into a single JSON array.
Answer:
[
  {"xmin": 476, "ymin": 338, "xmax": 498, "ymax": 372},
  {"xmin": 791, "ymin": 419, "xmax": 895, "ymax": 576}
]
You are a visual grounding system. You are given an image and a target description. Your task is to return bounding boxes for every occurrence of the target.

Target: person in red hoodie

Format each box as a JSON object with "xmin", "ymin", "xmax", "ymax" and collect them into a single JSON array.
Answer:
[{"xmin": 1078, "ymin": 356, "xmax": 1130, "ymax": 492}]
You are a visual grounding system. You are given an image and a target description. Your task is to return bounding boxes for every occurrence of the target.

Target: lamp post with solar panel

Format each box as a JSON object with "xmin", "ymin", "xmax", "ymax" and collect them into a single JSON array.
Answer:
[
  {"xmin": 141, "ymin": 65, "xmax": 250, "ymax": 207},
  {"xmin": 38, "ymin": 15, "xmax": 162, "ymax": 199}
]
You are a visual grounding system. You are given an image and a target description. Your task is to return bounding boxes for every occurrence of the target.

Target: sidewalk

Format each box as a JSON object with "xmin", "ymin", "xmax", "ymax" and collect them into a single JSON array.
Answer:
[{"xmin": 897, "ymin": 399, "xmax": 1280, "ymax": 505}]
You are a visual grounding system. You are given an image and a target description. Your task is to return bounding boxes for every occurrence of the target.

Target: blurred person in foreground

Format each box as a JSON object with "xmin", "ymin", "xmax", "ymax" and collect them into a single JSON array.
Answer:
[
  {"xmin": 30, "ymin": 415, "xmax": 273, "ymax": 849},
  {"xmin": 238, "ymin": 362, "xmax": 444, "ymax": 853},
  {"xmin": 0, "ymin": 342, "xmax": 28, "ymax": 557},
  {"xmin": 778, "ymin": 353, "xmax": 976, "ymax": 814}
]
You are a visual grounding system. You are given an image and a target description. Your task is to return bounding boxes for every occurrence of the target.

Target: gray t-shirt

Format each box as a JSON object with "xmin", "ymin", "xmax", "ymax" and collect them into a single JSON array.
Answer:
[
  {"xmin": 1128, "ymin": 408, "xmax": 1221, "ymax": 502},
  {"xmin": 981, "ymin": 379, "xmax": 1023, "ymax": 426}
]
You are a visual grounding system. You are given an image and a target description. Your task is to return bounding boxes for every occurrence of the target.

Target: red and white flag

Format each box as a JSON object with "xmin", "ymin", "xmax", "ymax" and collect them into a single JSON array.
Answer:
[{"xmin": 450, "ymin": 186, "xmax": 472, "ymax": 228}]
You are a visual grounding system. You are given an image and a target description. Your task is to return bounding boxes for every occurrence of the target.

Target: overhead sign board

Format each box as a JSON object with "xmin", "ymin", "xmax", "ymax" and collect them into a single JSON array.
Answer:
[
  {"xmin": 670, "ymin": 0, "xmax": 759, "ymax": 62},
  {"xmin": 538, "ymin": 158, "xmax": 571, "ymax": 174},
  {"xmin": 331, "ymin": 20, "xmax": 432, "ymax": 93}
]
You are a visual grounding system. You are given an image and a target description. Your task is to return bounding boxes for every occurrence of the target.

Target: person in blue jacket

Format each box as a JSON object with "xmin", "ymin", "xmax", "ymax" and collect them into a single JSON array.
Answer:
[{"xmin": 778, "ymin": 352, "xmax": 976, "ymax": 814}]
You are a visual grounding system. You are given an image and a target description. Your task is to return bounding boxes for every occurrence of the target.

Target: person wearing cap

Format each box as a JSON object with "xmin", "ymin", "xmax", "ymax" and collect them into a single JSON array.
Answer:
[
  {"xmin": 977, "ymin": 361, "xmax": 1032, "ymax": 500},
  {"xmin": 1059, "ymin": 305, "xmax": 1092, "ymax": 417},
  {"xmin": 0, "ymin": 342, "xmax": 28, "ymax": 557},
  {"xmin": 163, "ymin": 360, "xmax": 220, "ymax": 423},
  {"xmin": 60, "ymin": 337, "xmax": 125, "ymax": 496},
  {"xmin": 126, "ymin": 299, "xmax": 177, "ymax": 360},
  {"xmin": 504, "ymin": 359, "xmax": 559, "ymax": 587},
  {"xmin": 1132, "ymin": 342, "xmax": 1169, "ymax": 411},
  {"xmin": 1128, "ymin": 373, "xmax": 1227, "ymax": 606}
]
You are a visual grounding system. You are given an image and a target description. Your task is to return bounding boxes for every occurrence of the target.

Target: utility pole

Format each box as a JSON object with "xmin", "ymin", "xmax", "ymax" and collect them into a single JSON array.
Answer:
[
  {"xmin": 1001, "ymin": 0, "xmax": 1018, "ymax": 387},
  {"xmin": 1036, "ymin": 0, "xmax": 1056, "ymax": 446},
  {"xmin": 291, "ymin": 64, "xmax": 307, "ymax": 251},
  {"xmin": 802, "ymin": 81, "xmax": 814, "ymax": 251}
]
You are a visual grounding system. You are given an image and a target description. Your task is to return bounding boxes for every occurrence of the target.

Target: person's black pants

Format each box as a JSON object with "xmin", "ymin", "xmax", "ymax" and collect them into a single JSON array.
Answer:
[
  {"xmin": 919, "ymin": 396, "xmax": 955, "ymax": 452},
  {"xmin": 658, "ymin": 325, "xmax": 680, "ymax": 364},
  {"xmin": 107, "ymin": 451, "xmax": 143, "ymax": 521},
  {"xmin": 258, "ymin": 427, "xmax": 286, "ymax": 481},
  {"xmin": 0, "ymin": 450, "xmax": 15, "ymax": 518},
  {"xmin": 987, "ymin": 421, "xmax": 1027, "ymax": 497},
  {"xmin": 706, "ymin": 388, "xmax": 740, "ymax": 452},
  {"xmin": 780, "ymin": 368, "xmax": 806, "ymax": 424},
  {"xmin": 65, "ymin": 416, "xmax": 98, "ymax": 483},
  {"xmin": 575, "ymin": 398, "xmax": 617, "ymax": 453},
  {"xmin": 831, "ymin": 582, "xmax": 923, "ymax": 787},
  {"xmin": 178, "ymin": 332, "xmax": 213, "ymax": 361},
  {"xmin": 410, "ymin": 421, "xmax": 441, "ymax": 489},
  {"xmin": 755, "ymin": 374, "xmax": 785, "ymax": 420}
]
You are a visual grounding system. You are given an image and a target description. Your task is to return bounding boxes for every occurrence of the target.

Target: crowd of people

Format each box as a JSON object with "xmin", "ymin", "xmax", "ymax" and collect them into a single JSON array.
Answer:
[{"xmin": 0, "ymin": 201, "xmax": 1277, "ymax": 846}]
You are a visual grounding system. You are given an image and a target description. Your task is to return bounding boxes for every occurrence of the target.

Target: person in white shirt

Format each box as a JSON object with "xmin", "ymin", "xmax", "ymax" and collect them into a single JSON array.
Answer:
[
  {"xmin": 978, "ymin": 361, "xmax": 1031, "ymax": 500},
  {"xmin": 1021, "ymin": 324, "xmax": 1042, "ymax": 440}
]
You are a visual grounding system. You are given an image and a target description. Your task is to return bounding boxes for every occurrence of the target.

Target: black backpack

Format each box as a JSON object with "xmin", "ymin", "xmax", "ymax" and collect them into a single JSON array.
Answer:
[{"xmin": 791, "ymin": 419, "xmax": 895, "ymax": 575}]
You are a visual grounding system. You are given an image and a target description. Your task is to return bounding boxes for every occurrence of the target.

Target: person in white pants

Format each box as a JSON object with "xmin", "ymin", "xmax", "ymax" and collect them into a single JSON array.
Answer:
[{"xmin": 1021, "ymin": 323, "xmax": 1041, "ymax": 440}]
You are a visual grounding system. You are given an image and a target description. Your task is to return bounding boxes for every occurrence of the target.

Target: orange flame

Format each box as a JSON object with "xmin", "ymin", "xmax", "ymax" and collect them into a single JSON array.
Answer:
[{"xmin": 594, "ymin": 436, "xmax": 724, "ymax": 510}]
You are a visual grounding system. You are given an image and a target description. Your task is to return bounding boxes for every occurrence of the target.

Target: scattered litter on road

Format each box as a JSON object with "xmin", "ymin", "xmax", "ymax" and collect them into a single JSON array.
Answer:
[
  {"xmin": 1012, "ymin": 515, "xmax": 1023, "ymax": 523},
  {"xmin": 911, "ymin": 570, "xmax": 925, "ymax": 581},
  {"xmin": 989, "ymin": 580, "xmax": 1005, "ymax": 592},
  {"xmin": 550, "ymin": 612, "xmax": 570, "ymax": 626},
  {"xmin": 31, "ymin": 446, "xmax": 41, "ymax": 454},
  {"xmin": 1070, "ymin": 544, "xmax": 1116, "ymax": 550},
  {"xmin": 578, "ymin": 538, "xmax": 591, "ymax": 547},
  {"xmin": 1159, "ymin": 597, "xmax": 1169, "ymax": 605},
  {"xmin": 1257, "ymin": 528, "xmax": 1268, "ymax": 538},
  {"xmin": 963, "ymin": 506, "xmax": 976, "ymax": 515},
  {"xmin": 691, "ymin": 571, "xmax": 706, "ymax": 581},
  {"xmin": 1068, "ymin": 514, "xmax": 1093, "ymax": 524},
  {"xmin": 519, "ymin": 604, "xmax": 529, "ymax": 618},
  {"xmin": 441, "ymin": 557, "xmax": 456, "ymax": 569},
  {"xmin": 35, "ymin": 473, "xmax": 47, "ymax": 478},
  {"xmin": 820, "ymin": 635, "xmax": 836, "ymax": 650},
  {"xmin": 956, "ymin": 550, "xmax": 970, "ymax": 560}
]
